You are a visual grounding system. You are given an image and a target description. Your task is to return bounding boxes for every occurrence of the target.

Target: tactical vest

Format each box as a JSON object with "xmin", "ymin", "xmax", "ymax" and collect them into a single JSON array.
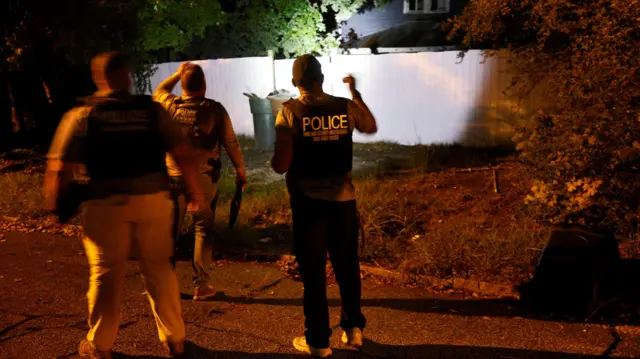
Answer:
[
  {"xmin": 170, "ymin": 97, "xmax": 219, "ymax": 151},
  {"xmin": 83, "ymin": 95, "xmax": 168, "ymax": 181},
  {"xmin": 288, "ymin": 98, "xmax": 352, "ymax": 178}
]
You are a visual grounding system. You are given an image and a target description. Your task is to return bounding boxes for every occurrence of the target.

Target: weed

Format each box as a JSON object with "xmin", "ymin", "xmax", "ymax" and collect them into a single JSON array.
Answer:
[{"xmin": 0, "ymin": 142, "xmax": 545, "ymax": 284}]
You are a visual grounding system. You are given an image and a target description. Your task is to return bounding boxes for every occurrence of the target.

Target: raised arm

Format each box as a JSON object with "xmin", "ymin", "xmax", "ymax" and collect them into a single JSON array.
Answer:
[
  {"xmin": 344, "ymin": 75, "xmax": 377, "ymax": 134},
  {"xmin": 153, "ymin": 62, "xmax": 190, "ymax": 103}
]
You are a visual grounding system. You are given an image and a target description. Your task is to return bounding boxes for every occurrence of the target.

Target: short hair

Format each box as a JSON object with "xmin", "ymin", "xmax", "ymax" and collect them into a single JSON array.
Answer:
[
  {"xmin": 91, "ymin": 52, "xmax": 131, "ymax": 84},
  {"xmin": 292, "ymin": 54, "xmax": 323, "ymax": 88},
  {"xmin": 181, "ymin": 64, "xmax": 205, "ymax": 93}
]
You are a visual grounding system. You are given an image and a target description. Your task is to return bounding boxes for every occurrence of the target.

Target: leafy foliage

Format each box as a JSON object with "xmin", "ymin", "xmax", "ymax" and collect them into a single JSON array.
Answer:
[
  {"xmin": 449, "ymin": 0, "xmax": 640, "ymax": 235},
  {"xmin": 1, "ymin": 0, "xmax": 385, "ymax": 148},
  {"xmin": 137, "ymin": 0, "xmax": 225, "ymax": 53},
  {"xmin": 190, "ymin": 0, "xmax": 384, "ymax": 59},
  {"xmin": 1, "ymin": 0, "xmax": 140, "ymax": 70},
  {"xmin": 232, "ymin": 0, "xmax": 335, "ymax": 57},
  {"xmin": 2, "ymin": 0, "xmax": 384, "ymax": 70}
]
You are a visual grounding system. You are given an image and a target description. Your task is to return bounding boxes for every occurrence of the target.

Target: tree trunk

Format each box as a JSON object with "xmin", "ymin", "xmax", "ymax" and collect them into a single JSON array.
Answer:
[{"xmin": 0, "ymin": 71, "xmax": 14, "ymax": 152}]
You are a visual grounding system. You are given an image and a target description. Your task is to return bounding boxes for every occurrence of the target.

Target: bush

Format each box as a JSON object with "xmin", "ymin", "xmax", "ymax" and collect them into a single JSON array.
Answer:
[{"xmin": 449, "ymin": 0, "xmax": 640, "ymax": 237}]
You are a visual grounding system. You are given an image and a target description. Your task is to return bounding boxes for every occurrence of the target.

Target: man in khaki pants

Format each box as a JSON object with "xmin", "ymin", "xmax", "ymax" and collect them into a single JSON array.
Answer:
[{"xmin": 44, "ymin": 52, "xmax": 204, "ymax": 359}]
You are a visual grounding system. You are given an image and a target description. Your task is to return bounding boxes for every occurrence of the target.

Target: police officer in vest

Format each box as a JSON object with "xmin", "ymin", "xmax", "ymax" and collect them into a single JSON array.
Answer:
[
  {"xmin": 44, "ymin": 52, "xmax": 205, "ymax": 359},
  {"xmin": 271, "ymin": 54, "xmax": 378, "ymax": 357},
  {"xmin": 154, "ymin": 62, "xmax": 246, "ymax": 301}
]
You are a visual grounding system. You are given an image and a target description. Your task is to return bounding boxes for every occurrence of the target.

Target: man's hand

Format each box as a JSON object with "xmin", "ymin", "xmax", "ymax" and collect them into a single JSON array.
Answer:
[
  {"xmin": 43, "ymin": 171, "xmax": 60, "ymax": 212},
  {"xmin": 186, "ymin": 191, "xmax": 206, "ymax": 213},
  {"xmin": 236, "ymin": 169, "xmax": 248, "ymax": 191},
  {"xmin": 177, "ymin": 62, "xmax": 190, "ymax": 76},
  {"xmin": 343, "ymin": 74, "xmax": 357, "ymax": 93}
]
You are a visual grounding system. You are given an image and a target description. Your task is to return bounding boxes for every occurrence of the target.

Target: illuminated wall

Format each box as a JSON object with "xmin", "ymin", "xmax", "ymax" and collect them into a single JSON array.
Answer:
[
  {"xmin": 149, "ymin": 50, "xmax": 543, "ymax": 147},
  {"xmin": 149, "ymin": 57, "xmax": 274, "ymax": 136}
]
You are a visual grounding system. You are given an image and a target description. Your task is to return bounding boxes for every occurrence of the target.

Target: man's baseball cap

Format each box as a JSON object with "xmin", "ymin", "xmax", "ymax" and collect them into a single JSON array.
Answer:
[{"xmin": 292, "ymin": 54, "xmax": 323, "ymax": 87}]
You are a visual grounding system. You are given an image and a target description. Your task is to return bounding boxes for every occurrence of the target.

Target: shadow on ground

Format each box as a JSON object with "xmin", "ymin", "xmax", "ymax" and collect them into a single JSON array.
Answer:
[
  {"xmin": 172, "ymin": 224, "xmax": 293, "ymax": 265},
  {"xmin": 186, "ymin": 259, "xmax": 640, "ymax": 327},
  {"xmin": 111, "ymin": 339, "xmax": 618, "ymax": 359},
  {"xmin": 173, "ymin": 233, "xmax": 640, "ymax": 328},
  {"xmin": 213, "ymin": 292, "xmax": 640, "ymax": 326}
]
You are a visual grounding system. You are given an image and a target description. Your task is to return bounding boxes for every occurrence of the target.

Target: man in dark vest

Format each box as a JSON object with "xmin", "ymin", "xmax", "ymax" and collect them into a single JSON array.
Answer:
[
  {"xmin": 44, "ymin": 52, "xmax": 205, "ymax": 359},
  {"xmin": 154, "ymin": 63, "xmax": 246, "ymax": 301},
  {"xmin": 271, "ymin": 54, "xmax": 377, "ymax": 357}
]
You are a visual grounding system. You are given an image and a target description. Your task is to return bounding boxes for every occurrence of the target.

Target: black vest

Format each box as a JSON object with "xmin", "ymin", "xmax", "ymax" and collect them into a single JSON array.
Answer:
[
  {"xmin": 288, "ymin": 97, "xmax": 352, "ymax": 178},
  {"xmin": 83, "ymin": 95, "xmax": 168, "ymax": 180},
  {"xmin": 170, "ymin": 97, "xmax": 218, "ymax": 151}
]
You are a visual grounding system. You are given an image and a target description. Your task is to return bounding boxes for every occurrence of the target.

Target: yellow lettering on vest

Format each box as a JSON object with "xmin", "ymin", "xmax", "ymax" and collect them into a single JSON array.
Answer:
[
  {"xmin": 311, "ymin": 117, "xmax": 322, "ymax": 131},
  {"xmin": 302, "ymin": 117, "xmax": 311, "ymax": 131},
  {"xmin": 331, "ymin": 116, "xmax": 341, "ymax": 129},
  {"xmin": 322, "ymin": 117, "xmax": 330, "ymax": 130},
  {"xmin": 340, "ymin": 115, "xmax": 347, "ymax": 129}
]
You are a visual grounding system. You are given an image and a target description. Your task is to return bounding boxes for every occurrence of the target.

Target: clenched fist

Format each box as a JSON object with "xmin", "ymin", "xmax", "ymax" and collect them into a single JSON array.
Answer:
[{"xmin": 343, "ymin": 74, "xmax": 357, "ymax": 93}]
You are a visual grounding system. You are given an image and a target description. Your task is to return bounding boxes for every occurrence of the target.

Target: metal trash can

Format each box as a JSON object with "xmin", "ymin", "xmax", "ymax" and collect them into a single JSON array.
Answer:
[{"xmin": 248, "ymin": 98, "xmax": 276, "ymax": 149}]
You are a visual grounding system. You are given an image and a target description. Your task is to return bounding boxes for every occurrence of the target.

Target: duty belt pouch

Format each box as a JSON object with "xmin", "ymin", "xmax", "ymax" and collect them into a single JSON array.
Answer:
[
  {"xmin": 208, "ymin": 158, "xmax": 222, "ymax": 183},
  {"xmin": 169, "ymin": 176, "xmax": 187, "ymax": 197}
]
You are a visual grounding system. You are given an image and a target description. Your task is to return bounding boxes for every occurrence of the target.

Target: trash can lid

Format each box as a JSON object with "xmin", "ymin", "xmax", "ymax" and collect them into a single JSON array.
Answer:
[{"xmin": 248, "ymin": 98, "xmax": 272, "ymax": 114}]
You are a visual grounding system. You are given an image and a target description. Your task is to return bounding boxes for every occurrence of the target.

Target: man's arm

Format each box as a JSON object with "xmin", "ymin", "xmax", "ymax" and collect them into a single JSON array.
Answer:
[
  {"xmin": 43, "ymin": 108, "xmax": 89, "ymax": 211},
  {"xmin": 351, "ymin": 93, "xmax": 377, "ymax": 134},
  {"xmin": 218, "ymin": 104, "xmax": 247, "ymax": 186},
  {"xmin": 344, "ymin": 75, "xmax": 377, "ymax": 134},
  {"xmin": 271, "ymin": 109, "xmax": 294, "ymax": 174},
  {"xmin": 152, "ymin": 62, "xmax": 189, "ymax": 104}
]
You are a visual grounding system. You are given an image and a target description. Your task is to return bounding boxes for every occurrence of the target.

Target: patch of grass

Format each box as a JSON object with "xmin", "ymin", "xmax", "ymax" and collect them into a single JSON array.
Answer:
[
  {"xmin": 213, "ymin": 155, "xmax": 546, "ymax": 285},
  {"xmin": 0, "ymin": 172, "xmax": 46, "ymax": 220},
  {"xmin": 236, "ymin": 135, "xmax": 258, "ymax": 151},
  {"xmin": 353, "ymin": 162, "xmax": 546, "ymax": 284},
  {"xmin": 0, "ymin": 143, "xmax": 545, "ymax": 285}
]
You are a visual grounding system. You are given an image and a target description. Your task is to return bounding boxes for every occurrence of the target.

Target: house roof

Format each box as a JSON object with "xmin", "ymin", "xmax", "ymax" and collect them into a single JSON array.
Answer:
[{"xmin": 346, "ymin": 21, "xmax": 449, "ymax": 49}]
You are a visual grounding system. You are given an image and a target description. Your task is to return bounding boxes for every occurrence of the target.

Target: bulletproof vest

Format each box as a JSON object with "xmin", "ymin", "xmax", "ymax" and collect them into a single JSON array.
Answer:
[
  {"xmin": 288, "ymin": 97, "xmax": 352, "ymax": 178},
  {"xmin": 83, "ymin": 95, "xmax": 168, "ymax": 181},
  {"xmin": 170, "ymin": 98, "xmax": 218, "ymax": 151}
]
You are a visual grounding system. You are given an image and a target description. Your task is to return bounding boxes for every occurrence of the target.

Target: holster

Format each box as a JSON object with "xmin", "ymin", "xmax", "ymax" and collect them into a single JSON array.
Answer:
[{"xmin": 208, "ymin": 157, "xmax": 223, "ymax": 183}]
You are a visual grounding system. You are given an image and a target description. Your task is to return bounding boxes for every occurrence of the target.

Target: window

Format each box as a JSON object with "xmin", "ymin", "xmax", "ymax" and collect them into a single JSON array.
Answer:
[{"xmin": 403, "ymin": 0, "xmax": 450, "ymax": 14}]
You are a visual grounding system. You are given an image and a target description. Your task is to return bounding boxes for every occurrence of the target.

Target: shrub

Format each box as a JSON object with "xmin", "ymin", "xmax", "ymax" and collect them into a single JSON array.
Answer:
[{"xmin": 449, "ymin": 0, "xmax": 640, "ymax": 237}]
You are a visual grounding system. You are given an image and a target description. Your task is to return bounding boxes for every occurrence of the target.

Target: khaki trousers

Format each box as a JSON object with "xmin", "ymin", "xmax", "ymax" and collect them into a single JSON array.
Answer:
[{"xmin": 82, "ymin": 191, "xmax": 185, "ymax": 351}]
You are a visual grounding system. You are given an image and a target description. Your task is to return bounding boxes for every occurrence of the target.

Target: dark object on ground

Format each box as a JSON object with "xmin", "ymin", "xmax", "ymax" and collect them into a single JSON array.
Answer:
[
  {"xmin": 520, "ymin": 224, "xmax": 620, "ymax": 319},
  {"xmin": 228, "ymin": 183, "xmax": 243, "ymax": 229},
  {"xmin": 54, "ymin": 182, "xmax": 87, "ymax": 224}
]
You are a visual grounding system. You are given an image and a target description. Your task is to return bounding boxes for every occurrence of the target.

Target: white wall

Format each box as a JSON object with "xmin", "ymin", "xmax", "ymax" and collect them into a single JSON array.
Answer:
[
  {"xmin": 149, "ymin": 51, "xmax": 535, "ymax": 147},
  {"xmin": 150, "ymin": 57, "xmax": 274, "ymax": 136}
]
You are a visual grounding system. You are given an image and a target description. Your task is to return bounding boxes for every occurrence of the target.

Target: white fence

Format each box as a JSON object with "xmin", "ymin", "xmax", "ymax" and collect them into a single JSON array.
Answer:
[{"xmin": 149, "ymin": 51, "xmax": 542, "ymax": 147}]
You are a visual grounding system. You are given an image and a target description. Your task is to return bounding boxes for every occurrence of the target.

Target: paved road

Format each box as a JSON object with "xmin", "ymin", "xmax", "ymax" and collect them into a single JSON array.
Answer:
[{"xmin": 1, "ymin": 232, "xmax": 640, "ymax": 359}]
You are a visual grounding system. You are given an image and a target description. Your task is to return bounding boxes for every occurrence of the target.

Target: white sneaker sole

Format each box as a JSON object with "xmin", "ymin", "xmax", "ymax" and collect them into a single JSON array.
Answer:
[
  {"xmin": 293, "ymin": 338, "xmax": 332, "ymax": 357},
  {"xmin": 341, "ymin": 331, "xmax": 363, "ymax": 349}
]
